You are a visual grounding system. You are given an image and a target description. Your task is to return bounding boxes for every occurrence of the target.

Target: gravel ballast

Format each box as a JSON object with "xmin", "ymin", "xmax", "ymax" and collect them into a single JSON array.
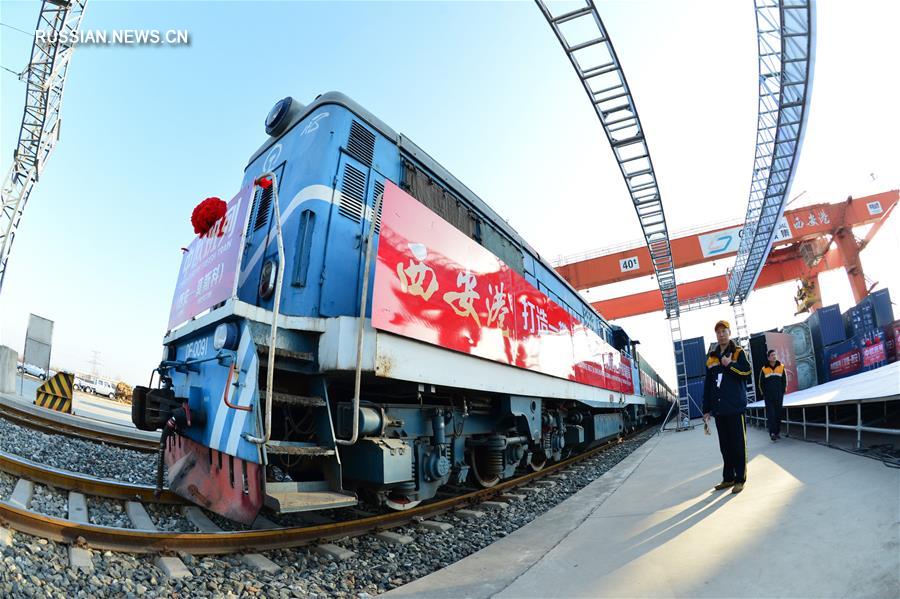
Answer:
[
  {"xmin": 0, "ymin": 429, "xmax": 655, "ymax": 598},
  {"xmin": 0, "ymin": 417, "xmax": 156, "ymax": 485}
]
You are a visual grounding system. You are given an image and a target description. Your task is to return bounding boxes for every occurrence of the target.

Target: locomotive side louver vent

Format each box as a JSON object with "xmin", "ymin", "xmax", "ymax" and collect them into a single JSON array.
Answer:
[
  {"xmin": 253, "ymin": 186, "xmax": 274, "ymax": 231},
  {"xmin": 347, "ymin": 120, "xmax": 375, "ymax": 167},
  {"xmin": 338, "ymin": 164, "xmax": 366, "ymax": 223},
  {"xmin": 373, "ymin": 180, "xmax": 384, "ymax": 233}
]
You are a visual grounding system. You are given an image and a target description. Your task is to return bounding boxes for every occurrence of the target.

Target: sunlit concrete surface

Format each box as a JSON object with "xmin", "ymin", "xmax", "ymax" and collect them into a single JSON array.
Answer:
[
  {"xmin": 4, "ymin": 375, "xmax": 132, "ymax": 427},
  {"xmin": 0, "ymin": 386, "xmax": 156, "ymax": 443},
  {"xmin": 388, "ymin": 426, "xmax": 900, "ymax": 599}
]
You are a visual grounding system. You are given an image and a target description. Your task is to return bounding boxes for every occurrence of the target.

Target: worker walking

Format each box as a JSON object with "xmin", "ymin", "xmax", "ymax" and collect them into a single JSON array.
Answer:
[
  {"xmin": 758, "ymin": 349, "xmax": 787, "ymax": 441},
  {"xmin": 702, "ymin": 320, "xmax": 753, "ymax": 494}
]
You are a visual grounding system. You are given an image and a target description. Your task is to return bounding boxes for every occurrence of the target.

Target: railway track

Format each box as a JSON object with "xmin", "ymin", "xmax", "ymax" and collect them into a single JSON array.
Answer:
[
  {"xmin": 0, "ymin": 427, "xmax": 651, "ymax": 561},
  {"xmin": 0, "ymin": 398, "xmax": 158, "ymax": 453}
]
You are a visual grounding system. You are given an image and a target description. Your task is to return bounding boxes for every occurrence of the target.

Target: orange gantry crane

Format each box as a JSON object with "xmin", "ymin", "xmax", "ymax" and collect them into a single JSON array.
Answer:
[{"xmin": 555, "ymin": 190, "xmax": 899, "ymax": 320}]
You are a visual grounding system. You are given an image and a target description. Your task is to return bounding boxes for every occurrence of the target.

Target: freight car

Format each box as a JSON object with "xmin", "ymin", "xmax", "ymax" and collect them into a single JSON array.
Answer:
[{"xmin": 132, "ymin": 92, "xmax": 674, "ymax": 523}]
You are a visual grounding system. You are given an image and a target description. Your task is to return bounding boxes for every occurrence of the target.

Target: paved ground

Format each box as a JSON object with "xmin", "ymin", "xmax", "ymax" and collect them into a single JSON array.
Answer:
[
  {"xmin": 7, "ymin": 374, "xmax": 132, "ymax": 427},
  {"xmin": 388, "ymin": 425, "xmax": 900, "ymax": 598}
]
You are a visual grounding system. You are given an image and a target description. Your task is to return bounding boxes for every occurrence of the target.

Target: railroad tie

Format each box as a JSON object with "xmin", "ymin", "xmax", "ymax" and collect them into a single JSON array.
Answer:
[
  {"xmin": 182, "ymin": 506, "xmax": 281, "ymax": 573},
  {"xmin": 125, "ymin": 501, "xmax": 193, "ymax": 580},
  {"xmin": 67, "ymin": 492, "xmax": 94, "ymax": 572},
  {"xmin": 33, "ymin": 372, "xmax": 74, "ymax": 414}
]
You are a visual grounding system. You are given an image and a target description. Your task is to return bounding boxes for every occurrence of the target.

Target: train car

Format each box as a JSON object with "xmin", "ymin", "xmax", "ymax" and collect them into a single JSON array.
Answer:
[{"xmin": 132, "ymin": 92, "xmax": 670, "ymax": 523}]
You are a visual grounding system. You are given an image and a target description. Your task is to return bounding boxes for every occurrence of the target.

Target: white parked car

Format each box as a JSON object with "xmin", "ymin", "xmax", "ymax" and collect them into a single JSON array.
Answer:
[
  {"xmin": 76, "ymin": 376, "xmax": 117, "ymax": 399},
  {"xmin": 16, "ymin": 362, "xmax": 47, "ymax": 380}
]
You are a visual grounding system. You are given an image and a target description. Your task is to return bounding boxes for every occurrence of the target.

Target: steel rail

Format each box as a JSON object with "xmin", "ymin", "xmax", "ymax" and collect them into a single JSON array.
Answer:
[
  {"xmin": 0, "ymin": 429, "xmax": 650, "ymax": 555},
  {"xmin": 0, "ymin": 401, "xmax": 158, "ymax": 453},
  {"xmin": 0, "ymin": 450, "xmax": 182, "ymax": 504}
]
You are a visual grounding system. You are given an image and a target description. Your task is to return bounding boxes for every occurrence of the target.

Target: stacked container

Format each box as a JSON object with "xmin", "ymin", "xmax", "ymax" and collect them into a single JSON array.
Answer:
[
  {"xmin": 843, "ymin": 289, "xmax": 894, "ymax": 337},
  {"xmin": 823, "ymin": 338, "xmax": 862, "ymax": 382},
  {"xmin": 677, "ymin": 337, "xmax": 708, "ymax": 418},
  {"xmin": 781, "ymin": 323, "xmax": 814, "ymax": 390},
  {"xmin": 857, "ymin": 329, "xmax": 888, "ymax": 371},
  {"xmin": 806, "ymin": 304, "xmax": 845, "ymax": 384}
]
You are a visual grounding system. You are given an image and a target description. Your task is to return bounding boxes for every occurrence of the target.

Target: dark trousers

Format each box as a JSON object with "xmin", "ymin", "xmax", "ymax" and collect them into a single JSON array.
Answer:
[
  {"xmin": 715, "ymin": 413, "xmax": 747, "ymax": 483},
  {"xmin": 765, "ymin": 397, "xmax": 783, "ymax": 435}
]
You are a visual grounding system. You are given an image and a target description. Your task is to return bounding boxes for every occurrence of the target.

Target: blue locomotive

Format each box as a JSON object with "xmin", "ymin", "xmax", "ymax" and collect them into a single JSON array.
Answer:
[{"xmin": 132, "ymin": 93, "xmax": 674, "ymax": 523}]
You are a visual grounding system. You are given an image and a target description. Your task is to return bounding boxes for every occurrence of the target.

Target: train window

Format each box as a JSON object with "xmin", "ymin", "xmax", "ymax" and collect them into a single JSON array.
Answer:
[
  {"xmin": 401, "ymin": 160, "xmax": 476, "ymax": 237},
  {"xmin": 400, "ymin": 159, "xmax": 525, "ymax": 277}
]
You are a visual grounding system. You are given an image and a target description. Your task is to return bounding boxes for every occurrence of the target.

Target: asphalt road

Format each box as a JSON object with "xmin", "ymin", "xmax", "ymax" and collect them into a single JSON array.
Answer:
[{"xmin": 10, "ymin": 373, "xmax": 133, "ymax": 428}]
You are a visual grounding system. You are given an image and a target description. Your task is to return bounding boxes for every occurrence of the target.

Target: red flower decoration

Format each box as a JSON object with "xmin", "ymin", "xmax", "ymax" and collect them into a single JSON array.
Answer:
[
  {"xmin": 191, "ymin": 197, "xmax": 227, "ymax": 238},
  {"xmin": 256, "ymin": 176, "xmax": 273, "ymax": 190}
]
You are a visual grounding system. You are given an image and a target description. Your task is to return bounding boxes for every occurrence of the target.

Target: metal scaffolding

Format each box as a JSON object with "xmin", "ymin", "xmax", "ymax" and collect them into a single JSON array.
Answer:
[
  {"xmin": 728, "ymin": 0, "xmax": 816, "ymax": 303},
  {"xmin": 535, "ymin": 0, "xmax": 690, "ymax": 429},
  {"xmin": 0, "ymin": 0, "xmax": 88, "ymax": 292}
]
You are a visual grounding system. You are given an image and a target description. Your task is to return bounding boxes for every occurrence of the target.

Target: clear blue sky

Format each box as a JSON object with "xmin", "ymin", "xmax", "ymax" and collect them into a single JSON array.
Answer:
[{"xmin": 1, "ymin": 1, "xmax": 897, "ymax": 385}]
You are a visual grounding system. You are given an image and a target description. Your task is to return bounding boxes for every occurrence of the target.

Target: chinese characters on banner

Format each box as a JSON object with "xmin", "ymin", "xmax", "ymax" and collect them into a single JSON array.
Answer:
[
  {"xmin": 372, "ymin": 181, "xmax": 634, "ymax": 394},
  {"xmin": 168, "ymin": 185, "xmax": 253, "ymax": 330}
]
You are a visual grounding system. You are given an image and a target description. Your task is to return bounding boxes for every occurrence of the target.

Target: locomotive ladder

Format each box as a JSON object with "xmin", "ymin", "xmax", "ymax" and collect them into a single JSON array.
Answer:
[{"xmin": 535, "ymin": 1, "xmax": 691, "ymax": 431}]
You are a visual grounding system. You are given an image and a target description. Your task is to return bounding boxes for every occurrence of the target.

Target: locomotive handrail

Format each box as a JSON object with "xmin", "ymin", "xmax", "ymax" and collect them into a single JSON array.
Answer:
[
  {"xmin": 246, "ymin": 172, "xmax": 286, "ymax": 445},
  {"xmin": 334, "ymin": 188, "xmax": 385, "ymax": 446}
]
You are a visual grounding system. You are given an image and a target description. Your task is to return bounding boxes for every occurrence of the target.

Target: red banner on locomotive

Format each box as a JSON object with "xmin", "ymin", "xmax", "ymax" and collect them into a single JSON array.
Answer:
[{"xmin": 372, "ymin": 181, "xmax": 634, "ymax": 394}]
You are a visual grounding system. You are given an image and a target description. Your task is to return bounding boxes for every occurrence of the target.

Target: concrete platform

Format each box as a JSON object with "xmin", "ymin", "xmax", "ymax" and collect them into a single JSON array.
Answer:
[
  {"xmin": 387, "ymin": 426, "xmax": 900, "ymax": 598},
  {"xmin": 0, "ymin": 390, "xmax": 158, "ymax": 443}
]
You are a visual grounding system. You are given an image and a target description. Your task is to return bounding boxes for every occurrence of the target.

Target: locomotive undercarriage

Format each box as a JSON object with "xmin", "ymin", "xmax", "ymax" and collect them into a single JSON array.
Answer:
[
  {"xmin": 266, "ymin": 370, "xmax": 630, "ymax": 511},
  {"xmin": 136, "ymin": 314, "xmax": 635, "ymax": 523}
]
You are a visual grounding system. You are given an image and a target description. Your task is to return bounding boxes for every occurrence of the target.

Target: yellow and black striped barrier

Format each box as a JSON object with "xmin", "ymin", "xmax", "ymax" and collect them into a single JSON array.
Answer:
[{"xmin": 34, "ymin": 372, "xmax": 74, "ymax": 414}]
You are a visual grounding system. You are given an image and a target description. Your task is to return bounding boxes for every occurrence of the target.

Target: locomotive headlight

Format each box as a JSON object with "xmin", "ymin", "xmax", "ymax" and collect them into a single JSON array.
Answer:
[
  {"xmin": 213, "ymin": 323, "xmax": 239, "ymax": 351},
  {"xmin": 259, "ymin": 259, "xmax": 278, "ymax": 299},
  {"xmin": 265, "ymin": 97, "xmax": 294, "ymax": 137}
]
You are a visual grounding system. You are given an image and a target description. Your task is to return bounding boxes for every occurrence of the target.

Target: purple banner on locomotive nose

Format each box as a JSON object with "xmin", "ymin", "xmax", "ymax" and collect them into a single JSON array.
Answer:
[{"xmin": 167, "ymin": 185, "xmax": 253, "ymax": 330}]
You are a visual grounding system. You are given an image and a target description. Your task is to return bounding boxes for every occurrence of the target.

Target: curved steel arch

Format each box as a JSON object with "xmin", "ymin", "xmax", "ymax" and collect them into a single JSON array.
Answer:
[
  {"xmin": 0, "ymin": 0, "xmax": 88, "ymax": 292},
  {"xmin": 534, "ymin": 0, "xmax": 681, "ymax": 320},
  {"xmin": 728, "ymin": 0, "xmax": 816, "ymax": 303}
]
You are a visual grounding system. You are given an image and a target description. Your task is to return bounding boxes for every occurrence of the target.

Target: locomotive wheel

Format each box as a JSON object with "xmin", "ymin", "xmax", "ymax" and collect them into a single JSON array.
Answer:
[
  {"xmin": 384, "ymin": 493, "xmax": 422, "ymax": 511},
  {"xmin": 469, "ymin": 448, "xmax": 501, "ymax": 488}
]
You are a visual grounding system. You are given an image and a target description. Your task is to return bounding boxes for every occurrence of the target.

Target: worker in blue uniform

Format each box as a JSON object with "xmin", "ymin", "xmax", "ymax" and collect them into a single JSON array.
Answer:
[
  {"xmin": 702, "ymin": 320, "xmax": 753, "ymax": 494},
  {"xmin": 758, "ymin": 349, "xmax": 787, "ymax": 441}
]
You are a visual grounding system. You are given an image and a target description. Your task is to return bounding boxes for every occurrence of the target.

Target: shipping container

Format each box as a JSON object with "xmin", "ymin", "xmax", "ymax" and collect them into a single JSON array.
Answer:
[
  {"xmin": 806, "ymin": 304, "xmax": 845, "ymax": 383},
  {"xmin": 806, "ymin": 304, "xmax": 845, "ymax": 347},
  {"xmin": 795, "ymin": 356, "xmax": 818, "ymax": 390},
  {"xmin": 861, "ymin": 288, "xmax": 894, "ymax": 328},
  {"xmin": 678, "ymin": 376, "xmax": 706, "ymax": 419},
  {"xmin": 844, "ymin": 304, "xmax": 877, "ymax": 338},
  {"xmin": 823, "ymin": 338, "xmax": 863, "ymax": 382},
  {"xmin": 783, "ymin": 322, "xmax": 814, "ymax": 358},
  {"xmin": 678, "ymin": 337, "xmax": 708, "ymax": 380},
  {"xmin": 858, "ymin": 330, "xmax": 888, "ymax": 371}
]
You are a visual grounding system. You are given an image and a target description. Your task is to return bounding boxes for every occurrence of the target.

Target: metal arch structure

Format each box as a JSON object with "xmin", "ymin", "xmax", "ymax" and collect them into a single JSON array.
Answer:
[
  {"xmin": 728, "ymin": 0, "xmax": 816, "ymax": 304},
  {"xmin": 0, "ymin": 0, "xmax": 88, "ymax": 292},
  {"xmin": 534, "ymin": 0, "xmax": 681, "ymax": 320},
  {"xmin": 535, "ymin": 0, "xmax": 695, "ymax": 430}
]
